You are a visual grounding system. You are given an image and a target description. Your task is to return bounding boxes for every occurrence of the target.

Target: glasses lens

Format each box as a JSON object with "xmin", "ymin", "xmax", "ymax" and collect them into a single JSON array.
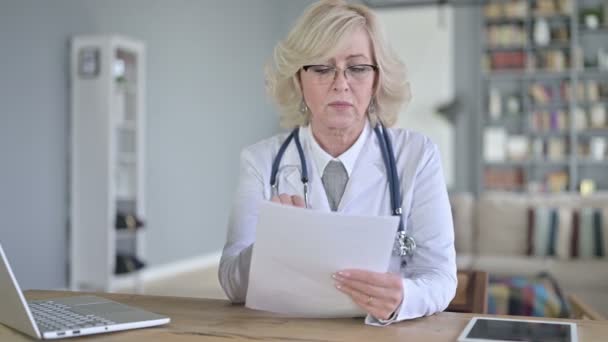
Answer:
[
  {"xmin": 305, "ymin": 64, "xmax": 375, "ymax": 84},
  {"xmin": 308, "ymin": 65, "xmax": 336, "ymax": 84},
  {"xmin": 346, "ymin": 65, "xmax": 375, "ymax": 81}
]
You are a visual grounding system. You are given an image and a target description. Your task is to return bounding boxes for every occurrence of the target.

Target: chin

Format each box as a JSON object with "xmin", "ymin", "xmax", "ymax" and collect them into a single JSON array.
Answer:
[{"xmin": 326, "ymin": 112, "xmax": 363, "ymax": 129}]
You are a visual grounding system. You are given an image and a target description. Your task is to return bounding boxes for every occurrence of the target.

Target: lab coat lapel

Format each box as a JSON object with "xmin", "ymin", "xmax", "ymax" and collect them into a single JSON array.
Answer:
[
  {"xmin": 279, "ymin": 143, "xmax": 304, "ymax": 196},
  {"xmin": 280, "ymin": 129, "xmax": 331, "ymax": 211},
  {"xmin": 280, "ymin": 130, "xmax": 331, "ymax": 211}
]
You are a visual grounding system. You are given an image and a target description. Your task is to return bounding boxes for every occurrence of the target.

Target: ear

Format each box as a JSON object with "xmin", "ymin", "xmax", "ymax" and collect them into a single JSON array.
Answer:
[
  {"xmin": 372, "ymin": 69, "xmax": 380, "ymax": 96},
  {"xmin": 294, "ymin": 70, "xmax": 305, "ymax": 98}
]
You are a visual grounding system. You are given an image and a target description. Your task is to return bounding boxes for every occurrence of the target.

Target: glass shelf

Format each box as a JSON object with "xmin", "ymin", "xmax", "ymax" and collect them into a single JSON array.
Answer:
[
  {"xmin": 484, "ymin": 70, "xmax": 571, "ymax": 81},
  {"xmin": 579, "ymin": 27, "xmax": 608, "ymax": 35},
  {"xmin": 484, "ymin": 17, "xmax": 528, "ymax": 25},
  {"xmin": 577, "ymin": 159, "xmax": 608, "ymax": 166}
]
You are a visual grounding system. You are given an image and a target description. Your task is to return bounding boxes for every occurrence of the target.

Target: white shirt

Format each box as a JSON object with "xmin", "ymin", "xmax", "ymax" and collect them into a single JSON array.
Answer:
[{"xmin": 305, "ymin": 120, "xmax": 370, "ymax": 178}]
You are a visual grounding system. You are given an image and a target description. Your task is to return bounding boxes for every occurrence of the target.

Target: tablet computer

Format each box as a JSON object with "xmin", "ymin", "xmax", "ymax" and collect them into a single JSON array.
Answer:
[{"xmin": 457, "ymin": 316, "xmax": 578, "ymax": 342}]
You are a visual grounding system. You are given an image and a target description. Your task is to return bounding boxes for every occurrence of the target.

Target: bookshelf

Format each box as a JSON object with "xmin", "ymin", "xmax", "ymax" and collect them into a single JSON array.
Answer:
[
  {"xmin": 479, "ymin": 0, "xmax": 608, "ymax": 194},
  {"xmin": 69, "ymin": 35, "xmax": 147, "ymax": 292}
]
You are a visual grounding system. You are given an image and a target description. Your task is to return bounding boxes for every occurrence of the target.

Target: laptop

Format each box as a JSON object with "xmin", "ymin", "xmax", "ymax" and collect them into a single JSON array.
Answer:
[{"xmin": 0, "ymin": 243, "xmax": 170, "ymax": 339}]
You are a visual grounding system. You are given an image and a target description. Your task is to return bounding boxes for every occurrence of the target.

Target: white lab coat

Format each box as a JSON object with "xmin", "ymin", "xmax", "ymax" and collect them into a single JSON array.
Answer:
[{"xmin": 219, "ymin": 126, "xmax": 457, "ymax": 324}]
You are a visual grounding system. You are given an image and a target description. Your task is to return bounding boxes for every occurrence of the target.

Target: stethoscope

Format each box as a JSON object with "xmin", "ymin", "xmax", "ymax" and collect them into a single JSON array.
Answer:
[{"xmin": 270, "ymin": 123, "xmax": 416, "ymax": 258}]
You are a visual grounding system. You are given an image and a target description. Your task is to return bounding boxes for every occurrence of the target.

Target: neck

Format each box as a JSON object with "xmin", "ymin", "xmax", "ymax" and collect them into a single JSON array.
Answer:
[{"xmin": 311, "ymin": 121, "xmax": 365, "ymax": 158}]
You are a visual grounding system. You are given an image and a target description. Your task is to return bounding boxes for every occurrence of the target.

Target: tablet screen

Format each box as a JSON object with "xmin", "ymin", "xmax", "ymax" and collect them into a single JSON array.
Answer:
[{"xmin": 464, "ymin": 318, "xmax": 574, "ymax": 342}]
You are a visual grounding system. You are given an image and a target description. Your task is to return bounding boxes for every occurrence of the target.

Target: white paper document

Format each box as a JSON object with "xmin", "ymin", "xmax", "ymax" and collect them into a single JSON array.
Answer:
[{"xmin": 245, "ymin": 201, "xmax": 399, "ymax": 318}]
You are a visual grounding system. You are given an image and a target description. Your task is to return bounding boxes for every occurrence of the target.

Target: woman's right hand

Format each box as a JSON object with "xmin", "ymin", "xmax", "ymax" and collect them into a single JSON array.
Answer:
[{"xmin": 271, "ymin": 194, "xmax": 306, "ymax": 208}]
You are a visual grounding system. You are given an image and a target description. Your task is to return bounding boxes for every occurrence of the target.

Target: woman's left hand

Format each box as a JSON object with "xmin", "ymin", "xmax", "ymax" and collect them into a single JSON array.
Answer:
[{"xmin": 332, "ymin": 269, "xmax": 403, "ymax": 320}]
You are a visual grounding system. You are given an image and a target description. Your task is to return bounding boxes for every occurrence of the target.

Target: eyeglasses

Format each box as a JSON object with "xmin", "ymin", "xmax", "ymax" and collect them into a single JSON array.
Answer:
[{"xmin": 302, "ymin": 64, "xmax": 378, "ymax": 85}]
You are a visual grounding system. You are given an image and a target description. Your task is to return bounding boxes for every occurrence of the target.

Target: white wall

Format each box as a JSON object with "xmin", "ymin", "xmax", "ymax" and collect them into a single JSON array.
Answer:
[
  {"xmin": 377, "ymin": 7, "xmax": 455, "ymax": 187},
  {"xmin": 0, "ymin": 0, "xmax": 284, "ymax": 290}
]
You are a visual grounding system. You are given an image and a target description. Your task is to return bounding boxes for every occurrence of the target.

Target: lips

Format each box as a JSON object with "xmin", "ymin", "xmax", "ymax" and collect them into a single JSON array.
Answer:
[{"xmin": 328, "ymin": 101, "xmax": 353, "ymax": 108}]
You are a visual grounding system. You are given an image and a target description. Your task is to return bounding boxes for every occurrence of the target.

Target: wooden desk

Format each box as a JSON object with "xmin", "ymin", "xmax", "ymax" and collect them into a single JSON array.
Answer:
[{"xmin": 1, "ymin": 291, "xmax": 607, "ymax": 341}]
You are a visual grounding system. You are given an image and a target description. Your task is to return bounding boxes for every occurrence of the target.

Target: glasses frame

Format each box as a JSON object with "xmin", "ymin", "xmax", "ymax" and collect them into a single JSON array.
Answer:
[{"xmin": 302, "ymin": 64, "xmax": 378, "ymax": 84}]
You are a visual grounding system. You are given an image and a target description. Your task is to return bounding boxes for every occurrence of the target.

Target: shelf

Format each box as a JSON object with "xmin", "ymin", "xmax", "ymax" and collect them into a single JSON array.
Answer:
[
  {"xmin": 115, "ymin": 229, "xmax": 140, "ymax": 240},
  {"xmin": 578, "ymin": 100, "xmax": 608, "ymax": 107},
  {"xmin": 485, "ymin": 44, "xmax": 573, "ymax": 52},
  {"xmin": 578, "ymin": 69, "xmax": 608, "ymax": 78},
  {"xmin": 117, "ymin": 120, "xmax": 136, "ymax": 130},
  {"xmin": 526, "ymin": 131, "xmax": 569, "ymax": 137},
  {"xmin": 485, "ymin": 45, "xmax": 526, "ymax": 52},
  {"xmin": 528, "ymin": 102, "xmax": 570, "ymax": 110},
  {"xmin": 530, "ymin": 159, "xmax": 570, "ymax": 166},
  {"xmin": 578, "ymin": 129, "xmax": 608, "ymax": 137},
  {"xmin": 116, "ymin": 195, "xmax": 137, "ymax": 202},
  {"xmin": 114, "ymin": 82, "xmax": 137, "ymax": 95},
  {"xmin": 579, "ymin": 27, "xmax": 608, "ymax": 35},
  {"xmin": 531, "ymin": 13, "xmax": 571, "ymax": 20},
  {"xmin": 529, "ymin": 42, "xmax": 571, "ymax": 50},
  {"xmin": 484, "ymin": 159, "xmax": 575, "ymax": 167},
  {"xmin": 484, "ymin": 17, "xmax": 527, "ymax": 25},
  {"xmin": 577, "ymin": 159, "xmax": 608, "ymax": 166},
  {"xmin": 118, "ymin": 153, "xmax": 136, "ymax": 164},
  {"xmin": 484, "ymin": 160, "xmax": 530, "ymax": 166},
  {"xmin": 484, "ymin": 70, "xmax": 571, "ymax": 81}
]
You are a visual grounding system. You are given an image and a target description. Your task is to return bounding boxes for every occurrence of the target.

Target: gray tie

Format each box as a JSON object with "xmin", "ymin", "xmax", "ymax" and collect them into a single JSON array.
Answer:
[{"xmin": 321, "ymin": 160, "xmax": 348, "ymax": 211}]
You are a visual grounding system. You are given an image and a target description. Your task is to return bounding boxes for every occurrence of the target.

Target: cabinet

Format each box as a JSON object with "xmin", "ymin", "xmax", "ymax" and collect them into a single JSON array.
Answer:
[
  {"xmin": 479, "ymin": 0, "xmax": 608, "ymax": 193},
  {"xmin": 69, "ymin": 35, "xmax": 146, "ymax": 291}
]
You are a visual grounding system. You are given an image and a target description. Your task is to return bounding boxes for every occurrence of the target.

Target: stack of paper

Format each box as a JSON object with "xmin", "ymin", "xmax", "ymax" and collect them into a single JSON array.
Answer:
[{"xmin": 245, "ymin": 201, "xmax": 399, "ymax": 318}]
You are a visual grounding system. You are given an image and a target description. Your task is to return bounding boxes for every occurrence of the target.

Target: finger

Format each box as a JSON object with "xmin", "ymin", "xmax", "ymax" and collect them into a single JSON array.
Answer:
[
  {"xmin": 333, "ymin": 274, "xmax": 392, "ymax": 301},
  {"xmin": 278, "ymin": 193, "xmax": 294, "ymax": 206},
  {"xmin": 335, "ymin": 282, "xmax": 394, "ymax": 320},
  {"xmin": 271, "ymin": 196, "xmax": 281, "ymax": 203},
  {"xmin": 337, "ymin": 269, "xmax": 401, "ymax": 289},
  {"xmin": 291, "ymin": 195, "xmax": 305, "ymax": 207}
]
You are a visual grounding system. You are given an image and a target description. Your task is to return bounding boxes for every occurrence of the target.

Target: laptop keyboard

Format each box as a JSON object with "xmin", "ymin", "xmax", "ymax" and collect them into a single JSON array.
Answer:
[{"xmin": 29, "ymin": 301, "xmax": 115, "ymax": 332}]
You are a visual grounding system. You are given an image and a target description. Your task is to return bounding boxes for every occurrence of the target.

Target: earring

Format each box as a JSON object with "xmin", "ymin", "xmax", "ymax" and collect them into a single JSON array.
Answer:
[
  {"xmin": 299, "ymin": 98, "xmax": 309, "ymax": 114},
  {"xmin": 368, "ymin": 98, "xmax": 377, "ymax": 115}
]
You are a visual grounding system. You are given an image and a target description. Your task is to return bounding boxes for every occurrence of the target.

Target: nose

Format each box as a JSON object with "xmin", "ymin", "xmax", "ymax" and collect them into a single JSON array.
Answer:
[{"xmin": 332, "ymin": 69, "xmax": 349, "ymax": 92}]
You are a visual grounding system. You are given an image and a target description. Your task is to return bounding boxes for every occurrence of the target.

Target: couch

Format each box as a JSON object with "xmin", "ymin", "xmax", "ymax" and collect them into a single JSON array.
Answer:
[{"xmin": 450, "ymin": 191, "xmax": 608, "ymax": 316}]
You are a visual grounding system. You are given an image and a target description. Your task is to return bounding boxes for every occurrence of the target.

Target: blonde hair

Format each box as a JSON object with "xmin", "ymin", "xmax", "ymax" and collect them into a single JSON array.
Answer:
[{"xmin": 265, "ymin": 0, "xmax": 411, "ymax": 128}]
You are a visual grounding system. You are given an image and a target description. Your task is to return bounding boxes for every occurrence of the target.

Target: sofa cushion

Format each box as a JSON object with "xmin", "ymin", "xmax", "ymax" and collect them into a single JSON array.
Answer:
[
  {"xmin": 456, "ymin": 254, "xmax": 474, "ymax": 270},
  {"xmin": 472, "ymin": 256, "xmax": 552, "ymax": 277},
  {"xmin": 449, "ymin": 192, "xmax": 475, "ymax": 254},
  {"xmin": 477, "ymin": 192, "xmax": 608, "ymax": 256}
]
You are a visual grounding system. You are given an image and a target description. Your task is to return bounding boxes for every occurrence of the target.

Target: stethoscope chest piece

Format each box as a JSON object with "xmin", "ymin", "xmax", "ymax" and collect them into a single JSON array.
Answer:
[{"xmin": 394, "ymin": 230, "xmax": 416, "ymax": 257}]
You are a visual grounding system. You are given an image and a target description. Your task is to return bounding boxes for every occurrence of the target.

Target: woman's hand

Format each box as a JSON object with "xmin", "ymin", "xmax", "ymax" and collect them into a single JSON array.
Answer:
[
  {"xmin": 271, "ymin": 194, "xmax": 306, "ymax": 208},
  {"xmin": 333, "ymin": 269, "xmax": 403, "ymax": 320}
]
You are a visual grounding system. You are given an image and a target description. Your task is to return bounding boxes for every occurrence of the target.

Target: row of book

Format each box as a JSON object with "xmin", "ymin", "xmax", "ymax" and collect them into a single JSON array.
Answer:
[
  {"xmin": 483, "ymin": 0, "xmax": 572, "ymax": 19},
  {"xmin": 485, "ymin": 49, "xmax": 571, "ymax": 71},
  {"xmin": 529, "ymin": 80, "xmax": 607, "ymax": 104},
  {"xmin": 530, "ymin": 106, "xmax": 607, "ymax": 131},
  {"xmin": 484, "ymin": 127, "xmax": 608, "ymax": 162},
  {"xmin": 484, "ymin": 168, "xmax": 570, "ymax": 193},
  {"xmin": 485, "ymin": 24, "xmax": 569, "ymax": 48}
]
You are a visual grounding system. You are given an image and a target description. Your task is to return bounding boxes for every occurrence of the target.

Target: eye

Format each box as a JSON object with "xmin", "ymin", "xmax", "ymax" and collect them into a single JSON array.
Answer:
[
  {"xmin": 310, "ymin": 66, "xmax": 334, "ymax": 75},
  {"xmin": 349, "ymin": 65, "xmax": 370, "ymax": 73}
]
